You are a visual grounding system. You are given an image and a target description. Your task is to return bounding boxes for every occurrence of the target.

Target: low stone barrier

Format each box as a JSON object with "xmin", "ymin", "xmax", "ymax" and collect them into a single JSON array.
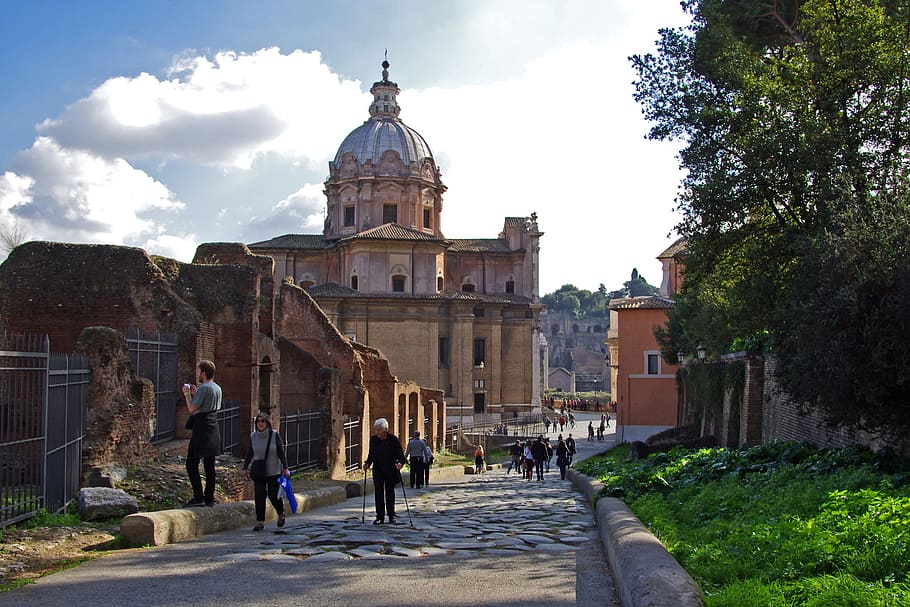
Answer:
[
  {"xmin": 568, "ymin": 469, "xmax": 704, "ymax": 607},
  {"xmin": 120, "ymin": 486, "xmax": 346, "ymax": 546},
  {"xmin": 120, "ymin": 465, "xmax": 466, "ymax": 546}
]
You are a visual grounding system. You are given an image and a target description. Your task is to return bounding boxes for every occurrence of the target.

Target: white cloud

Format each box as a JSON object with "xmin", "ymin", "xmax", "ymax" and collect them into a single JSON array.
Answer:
[
  {"xmin": 242, "ymin": 182, "xmax": 325, "ymax": 242},
  {"xmin": 143, "ymin": 232, "xmax": 198, "ymax": 262},
  {"xmin": 38, "ymin": 48, "xmax": 366, "ymax": 170},
  {"xmin": 1, "ymin": 137, "xmax": 183, "ymax": 246}
]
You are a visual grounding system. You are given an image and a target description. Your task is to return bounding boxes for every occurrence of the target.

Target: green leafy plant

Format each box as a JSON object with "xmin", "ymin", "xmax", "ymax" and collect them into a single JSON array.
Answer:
[{"xmin": 577, "ymin": 441, "xmax": 910, "ymax": 606}]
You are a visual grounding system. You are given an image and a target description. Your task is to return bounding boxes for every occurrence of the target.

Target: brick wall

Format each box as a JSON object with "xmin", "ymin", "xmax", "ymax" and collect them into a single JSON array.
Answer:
[{"xmin": 75, "ymin": 327, "xmax": 155, "ymax": 478}]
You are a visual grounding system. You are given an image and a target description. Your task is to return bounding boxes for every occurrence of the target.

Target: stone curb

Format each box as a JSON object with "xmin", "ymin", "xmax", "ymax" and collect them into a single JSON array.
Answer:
[
  {"xmin": 568, "ymin": 469, "xmax": 705, "ymax": 607},
  {"xmin": 120, "ymin": 486, "xmax": 347, "ymax": 546},
  {"xmin": 120, "ymin": 465, "xmax": 467, "ymax": 547}
]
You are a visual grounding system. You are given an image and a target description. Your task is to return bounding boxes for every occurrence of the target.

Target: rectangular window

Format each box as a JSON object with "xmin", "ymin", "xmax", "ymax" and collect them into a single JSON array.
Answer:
[
  {"xmin": 392, "ymin": 276, "xmax": 405, "ymax": 292},
  {"xmin": 473, "ymin": 307, "xmax": 485, "ymax": 317},
  {"xmin": 438, "ymin": 337, "xmax": 449, "ymax": 367},
  {"xmin": 647, "ymin": 353, "xmax": 660, "ymax": 375},
  {"xmin": 343, "ymin": 205, "xmax": 355, "ymax": 227},
  {"xmin": 350, "ymin": 275, "xmax": 358, "ymax": 290},
  {"xmin": 474, "ymin": 379, "xmax": 485, "ymax": 390},
  {"xmin": 383, "ymin": 204, "xmax": 397, "ymax": 224},
  {"xmin": 473, "ymin": 338, "xmax": 486, "ymax": 367},
  {"xmin": 423, "ymin": 208, "xmax": 431, "ymax": 228}
]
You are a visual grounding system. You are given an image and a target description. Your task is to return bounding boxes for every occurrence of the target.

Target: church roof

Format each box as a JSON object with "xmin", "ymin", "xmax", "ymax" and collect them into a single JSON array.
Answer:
[
  {"xmin": 447, "ymin": 238, "xmax": 515, "ymax": 253},
  {"xmin": 610, "ymin": 296, "xmax": 676, "ymax": 310},
  {"xmin": 341, "ymin": 223, "xmax": 442, "ymax": 242},
  {"xmin": 248, "ymin": 234, "xmax": 326, "ymax": 250}
]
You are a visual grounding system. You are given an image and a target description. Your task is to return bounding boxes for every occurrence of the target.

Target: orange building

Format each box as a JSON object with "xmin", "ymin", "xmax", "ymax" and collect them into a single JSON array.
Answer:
[
  {"xmin": 606, "ymin": 239, "xmax": 687, "ymax": 442},
  {"xmin": 607, "ymin": 296, "xmax": 679, "ymax": 442}
]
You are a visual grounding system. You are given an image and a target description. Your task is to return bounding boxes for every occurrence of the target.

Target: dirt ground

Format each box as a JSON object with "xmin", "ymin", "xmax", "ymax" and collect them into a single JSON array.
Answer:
[{"xmin": 0, "ymin": 444, "xmax": 364, "ymax": 592}]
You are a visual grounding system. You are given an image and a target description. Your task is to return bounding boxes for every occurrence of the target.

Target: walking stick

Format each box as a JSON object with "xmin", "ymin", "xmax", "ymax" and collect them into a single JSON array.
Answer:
[
  {"xmin": 400, "ymin": 480, "xmax": 414, "ymax": 528},
  {"xmin": 361, "ymin": 466, "xmax": 367, "ymax": 524}
]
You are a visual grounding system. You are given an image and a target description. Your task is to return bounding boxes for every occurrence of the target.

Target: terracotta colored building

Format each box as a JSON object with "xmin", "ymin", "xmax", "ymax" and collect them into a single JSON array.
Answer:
[
  {"xmin": 244, "ymin": 60, "xmax": 545, "ymax": 424},
  {"xmin": 606, "ymin": 239, "xmax": 687, "ymax": 442}
]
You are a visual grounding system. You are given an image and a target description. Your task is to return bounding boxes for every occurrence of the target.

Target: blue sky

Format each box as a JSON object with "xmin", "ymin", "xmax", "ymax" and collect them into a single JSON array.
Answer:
[{"xmin": 0, "ymin": 1, "xmax": 690, "ymax": 295}]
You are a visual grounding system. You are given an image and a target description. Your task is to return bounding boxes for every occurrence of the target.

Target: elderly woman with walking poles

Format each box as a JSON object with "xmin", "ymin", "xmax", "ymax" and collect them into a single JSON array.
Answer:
[{"xmin": 364, "ymin": 418, "xmax": 406, "ymax": 525}]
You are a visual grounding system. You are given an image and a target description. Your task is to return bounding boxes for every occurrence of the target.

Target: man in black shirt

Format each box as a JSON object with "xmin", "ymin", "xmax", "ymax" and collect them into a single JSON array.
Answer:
[{"xmin": 364, "ymin": 418, "xmax": 406, "ymax": 524}]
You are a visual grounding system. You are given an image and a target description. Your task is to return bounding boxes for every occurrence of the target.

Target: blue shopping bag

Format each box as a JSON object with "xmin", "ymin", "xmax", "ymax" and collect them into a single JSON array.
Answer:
[{"xmin": 278, "ymin": 475, "xmax": 298, "ymax": 514}]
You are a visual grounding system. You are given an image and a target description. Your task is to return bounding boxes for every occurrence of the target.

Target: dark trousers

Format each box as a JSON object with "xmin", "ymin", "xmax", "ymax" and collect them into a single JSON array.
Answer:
[
  {"xmin": 186, "ymin": 455, "xmax": 216, "ymax": 502},
  {"xmin": 253, "ymin": 476, "xmax": 284, "ymax": 522},
  {"xmin": 535, "ymin": 458, "xmax": 545, "ymax": 480},
  {"xmin": 409, "ymin": 457, "xmax": 424, "ymax": 488},
  {"xmin": 374, "ymin": 474, "xmax": 397, "ymax": 520},
  {"xmin": 424, "ymin": 460, "xmax": 431, "ymax": 485},
  {"xmin": 559, "ymin": 463, "xmax": 568, "ymax": 480}
]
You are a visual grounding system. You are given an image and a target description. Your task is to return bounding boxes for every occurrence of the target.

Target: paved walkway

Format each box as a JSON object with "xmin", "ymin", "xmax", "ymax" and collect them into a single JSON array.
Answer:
[{"xmin": 6, "ymin": 413, "xmax": 619, "ymax": 607}]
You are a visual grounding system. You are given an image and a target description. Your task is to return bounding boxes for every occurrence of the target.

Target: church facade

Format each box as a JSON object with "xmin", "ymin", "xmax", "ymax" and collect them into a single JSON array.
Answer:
[{"xmin": 249, "ymin": 60, "xmax": 545, "ymax": 423}]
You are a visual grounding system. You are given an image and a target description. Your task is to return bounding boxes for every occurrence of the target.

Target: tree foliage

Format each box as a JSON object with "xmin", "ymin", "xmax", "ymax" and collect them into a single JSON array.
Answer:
[
  {"xmin": 542, "ymin": 271, "xmax": 660, "ymax": 319},
  {"xmin": 635, "ymin": 0, "xmax": 910, "ymax": 434}
]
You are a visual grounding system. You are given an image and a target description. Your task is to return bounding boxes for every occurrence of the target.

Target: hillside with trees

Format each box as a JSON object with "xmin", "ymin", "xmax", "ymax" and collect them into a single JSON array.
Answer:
[{"xmin": 541, "ymin": 269, "xmax": 660, "ymax": 318}]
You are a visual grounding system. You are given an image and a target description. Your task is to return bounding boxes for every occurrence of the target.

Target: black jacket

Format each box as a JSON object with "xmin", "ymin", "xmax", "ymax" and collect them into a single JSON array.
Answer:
[{"xmin": 365, "ymin": 434, "xmax": 406, "ymax": 480}]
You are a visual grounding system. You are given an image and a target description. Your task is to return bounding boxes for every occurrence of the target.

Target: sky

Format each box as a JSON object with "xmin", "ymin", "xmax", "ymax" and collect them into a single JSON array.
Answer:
[{"xmin": 0, "ymin": 1, "xmax": 691, "ymax": 296}]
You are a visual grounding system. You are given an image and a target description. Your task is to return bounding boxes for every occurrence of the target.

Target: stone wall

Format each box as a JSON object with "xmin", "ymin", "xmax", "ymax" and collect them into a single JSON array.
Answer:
[
  {"xmin": 75, "ymin": 327, "xmax": 156, "ymax": 477},
  {"xmin": 691, "ymin": 354, "xmax": 910, "ymax": 455}
]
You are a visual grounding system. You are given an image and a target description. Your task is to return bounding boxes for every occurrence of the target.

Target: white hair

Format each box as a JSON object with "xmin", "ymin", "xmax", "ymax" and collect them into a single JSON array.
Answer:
[{"xmin": 373, "ymin": 418, "xmax": 389, "ymax": 430}]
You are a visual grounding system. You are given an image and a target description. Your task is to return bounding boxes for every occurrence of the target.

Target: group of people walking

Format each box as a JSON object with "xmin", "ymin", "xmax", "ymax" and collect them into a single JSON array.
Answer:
[
  {"xmin": 505, "ymin": 434, "xmax": 577, "ymax": 481},
  {"xmin": 181, "ymin": 357, "xmax": 597, "ymax": 532}
]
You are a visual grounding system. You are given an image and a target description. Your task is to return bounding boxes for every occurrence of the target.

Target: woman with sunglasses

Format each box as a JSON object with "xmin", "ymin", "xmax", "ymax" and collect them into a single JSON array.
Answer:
[{"xmin": 243, "ymin": 413, "xmax": 290, "ymax": 531}]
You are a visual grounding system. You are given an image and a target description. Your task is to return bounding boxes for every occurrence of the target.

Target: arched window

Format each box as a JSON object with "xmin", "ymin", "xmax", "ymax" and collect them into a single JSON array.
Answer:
[
  {"xmin": 350, "ymin": 275, "xmax": 358, "ymax": 290},
  {"xmin": 461, "ymin": 283, "xmax": 476, "ymax": 293},
  {"xmin": 505, "ymin": 279, "xmax": 515, "ymax": 293},
  {"xmin": 436, "ymin": 276, "xmax": 443, "ymax": 292}
]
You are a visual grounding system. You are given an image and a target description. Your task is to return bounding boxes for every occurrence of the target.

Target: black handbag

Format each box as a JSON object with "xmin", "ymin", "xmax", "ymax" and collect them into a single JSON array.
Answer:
[{"xmin": 249, "ymin": 430, "xmax": 273, "ymax": 481}]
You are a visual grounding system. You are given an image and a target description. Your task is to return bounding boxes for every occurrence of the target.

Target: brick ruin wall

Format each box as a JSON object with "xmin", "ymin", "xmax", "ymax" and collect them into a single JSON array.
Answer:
[{"xmin": 714, "ymin": 354, "xmax": 909, "ymax": 455}]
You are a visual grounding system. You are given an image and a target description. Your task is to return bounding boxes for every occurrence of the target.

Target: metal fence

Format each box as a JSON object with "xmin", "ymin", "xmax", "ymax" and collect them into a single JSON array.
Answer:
[
  {"xmin": 444, "ymin": 414, "xmax": 549, "ymax": 454},
  {"xmin": 216, "ymin": 399, "xmax": 242, "ymax": 457},
  {"xmin": 126, "ymin": 328, "xmax": 178, "ymax": 444},
  {"xmin": 279, "ymin": 409, "xmax": 324, "ymax": 471},
  {"xmin": 1, "ymin": 333, "xmax": 88, "ymax": 527},
  {"xmin": 343, "ymin": 416, "xmax": 362, "ymax": 472}
]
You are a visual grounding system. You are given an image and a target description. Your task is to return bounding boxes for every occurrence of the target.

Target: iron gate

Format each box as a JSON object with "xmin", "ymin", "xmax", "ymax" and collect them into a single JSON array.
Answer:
[
  {"xmin": 1, "ymin": 333, "xmax": 88, "ymax": 527},
  {"xmin": 126, "ymin": 328, "xmax": 178, "ymax": 443},
  {"xmin": 344, "ymin": 416, "xmax": 362, "ymax": 472},
  {"xmin": 278, "ymin": 409, "xmax": 324, "ymax": 471}
]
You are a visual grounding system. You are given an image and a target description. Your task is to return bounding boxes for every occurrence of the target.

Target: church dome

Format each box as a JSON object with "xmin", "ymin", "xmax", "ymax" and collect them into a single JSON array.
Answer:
[
  {"xmin": 329, "ymin": 59, "xmax": 438, "ymax": 180},
  {"xmin": 333, "ymin": 119, "xmax": 434, "ymax": 168}
]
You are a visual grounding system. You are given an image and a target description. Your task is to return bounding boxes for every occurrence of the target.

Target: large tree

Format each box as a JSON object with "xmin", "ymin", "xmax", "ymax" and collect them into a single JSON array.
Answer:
[{"xmin": 635, "ymin": 0, "xmax": 910, "ymax": 434}]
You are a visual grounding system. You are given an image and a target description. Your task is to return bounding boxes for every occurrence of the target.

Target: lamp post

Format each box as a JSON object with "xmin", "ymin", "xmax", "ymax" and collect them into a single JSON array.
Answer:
[
  {"xmin": 677, "ymin": 351, "xmax": 685, "ymax": 366},
  {"xmin": 696, "ymin": 343, "xmax": 707, "ymax": 362}
]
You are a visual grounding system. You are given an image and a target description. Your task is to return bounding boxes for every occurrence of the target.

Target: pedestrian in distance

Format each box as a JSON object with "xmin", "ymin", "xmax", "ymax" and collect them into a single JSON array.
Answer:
[
  {"xmin": 405, "ymin": 431, "xmax": 426, "ymax": 488},
  {"xmin": 507, "ymin": 439, "xmax": 523, "ymax": 474},
  {"xmin": 588, "ymin": 421, "xmax": 595, "ymax": 441},
  {"xmin": 531, "ymin": 436, "xmax": 548, "ymax": 481},
  {"xmin": 555, "ymin": 438, "xmax": 570, "ymax": 480},
  {"xmin": 474, "ymin": 444, "xmax": 485, "ymax": 475},
  {"xmin": 181, "ymin": 360, "xmax": 222, "ymax": 508},
  {"xmin": 523, "ymin": 441, "xmax": 534, "ymax": 481},
  {"xmin": 566, "ymin": 433, "xmax": 577, "ymax": 467},
  {"xmin": 243, "ymin": 413, "xmax": 290, "ymax": 531},
  {"xmin": 544, "ymin": 417, "xmax": 551, "ymax": 434},
  {"xmin": 422, "ymin": 437, "xmax": 433, "ymax": 486},
  {"xmin": 364, "ymin": 418, "xmax": 406, "ymax": 524},
  {"xmin": 545, "ymin": 438, "xmax": 553, "ymax": 472}
]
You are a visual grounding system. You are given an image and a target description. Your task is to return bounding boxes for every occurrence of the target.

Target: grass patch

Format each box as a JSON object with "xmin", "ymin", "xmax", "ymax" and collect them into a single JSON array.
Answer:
[{"xmin": 576, "ymin": 441, "xmax": 910, "ymax": 606}]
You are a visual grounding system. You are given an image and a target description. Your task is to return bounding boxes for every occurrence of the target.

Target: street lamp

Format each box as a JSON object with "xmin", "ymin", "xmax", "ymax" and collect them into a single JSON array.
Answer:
[{"xmin": 696, "ymin": 343, "xmax": 707, "ymax": 361}]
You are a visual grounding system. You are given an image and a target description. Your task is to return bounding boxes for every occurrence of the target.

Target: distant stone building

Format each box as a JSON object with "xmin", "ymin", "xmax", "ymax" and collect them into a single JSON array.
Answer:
[{"xmin": 242, "ymin": 60, "xmax": 545, "ymax": 423}]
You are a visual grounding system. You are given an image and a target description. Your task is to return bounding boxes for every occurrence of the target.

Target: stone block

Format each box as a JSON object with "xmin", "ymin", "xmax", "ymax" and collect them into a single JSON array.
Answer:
[{"xmin": 78, "ymin": 487, "xmax": 139, "ymax": 521}]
